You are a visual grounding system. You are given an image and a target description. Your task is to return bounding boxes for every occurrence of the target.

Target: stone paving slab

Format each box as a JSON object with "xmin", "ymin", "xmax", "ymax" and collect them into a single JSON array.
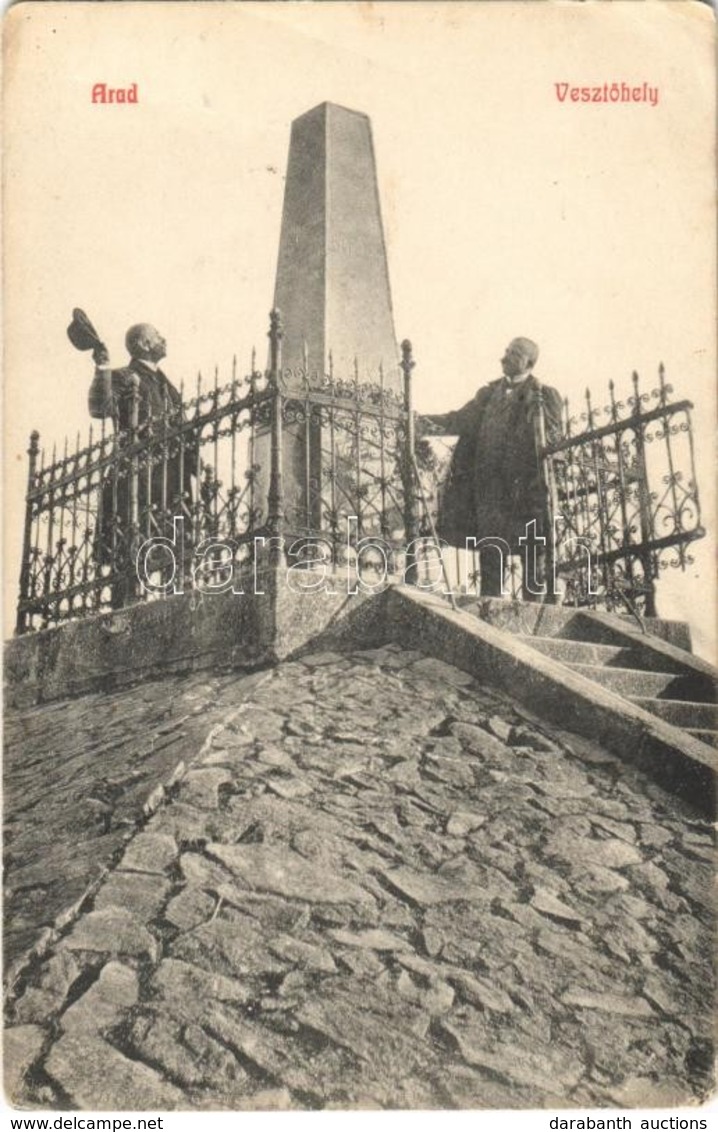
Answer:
[
  {"xmin": 4, "ymin": 644, "xmax": 715, "ymax": 1109},
  {"xmin": 3, "ymin": 670, "xmax": 270, "ymax": 968}
]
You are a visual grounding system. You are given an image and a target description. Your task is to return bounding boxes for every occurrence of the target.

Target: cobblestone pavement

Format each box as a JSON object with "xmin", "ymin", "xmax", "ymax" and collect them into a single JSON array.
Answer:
[
  {"xmin": 4, "ymin": 646, "xmax": 715, "ymax": 1109},
  {"xmin": 4, "ymin": 671, "xmax": 269, "ymax": 966}
]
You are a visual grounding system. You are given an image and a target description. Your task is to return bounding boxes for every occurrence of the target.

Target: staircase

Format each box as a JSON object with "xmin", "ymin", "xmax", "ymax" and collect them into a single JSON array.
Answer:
[
  {"xmin": 455, "ymin": 596, "xmax": 718, "ymax": 755},
  {"xmin": 373, "ymin": 587, "xmax": 718, "ymax": 813},
  {"xmin": 516, "ymin": 633, "xmax": 718, "ymax": 750}
]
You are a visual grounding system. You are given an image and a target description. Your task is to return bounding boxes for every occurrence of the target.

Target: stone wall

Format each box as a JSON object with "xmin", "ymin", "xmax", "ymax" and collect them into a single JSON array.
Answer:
[
  {"xmin": 4, "ymin": 590, "xmax": 272, "ymax": 710},
  {"xmin": 4, "ymin": 570, "xmax": 383, "ymax": 710}
]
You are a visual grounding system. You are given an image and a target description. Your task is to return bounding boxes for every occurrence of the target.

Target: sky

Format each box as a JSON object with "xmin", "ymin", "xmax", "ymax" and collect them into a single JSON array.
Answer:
[{"xmin": 3, "ymin": 0, "xmax": 716, "ymax": 654}]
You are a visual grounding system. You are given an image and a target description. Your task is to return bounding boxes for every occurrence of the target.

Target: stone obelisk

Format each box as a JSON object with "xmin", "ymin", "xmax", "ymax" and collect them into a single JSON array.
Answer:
[
  {"xmin": 258, "ymin": 102, "xmax": 401, "ymax": 534},
  {"xmin": 274, "ymin": 101, "xmax": 400, "ymax": 389}
]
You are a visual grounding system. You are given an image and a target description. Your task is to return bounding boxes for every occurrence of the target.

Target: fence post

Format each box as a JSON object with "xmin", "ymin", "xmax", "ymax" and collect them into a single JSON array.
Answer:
[
  {"xmin": 400, "ymin": 339, "xmax": 418, "ymax": 583},
  {"xmin": 535, "ymin": 384, "xmax": 558, "ymax": 603},
  {"xmin": 126, "ymin": 373, "xmax": 141, "ymax": 605},
  {"xmin": 267, "ymin": 309, "xmax": 285, "ymax": 568},
  {"xmin": 631, "ymin": 370, "xmax": 658, "ymax": 617},
  {"xmin": 16, "ymin": 430, "xmax": 40, "ymax": 634}
]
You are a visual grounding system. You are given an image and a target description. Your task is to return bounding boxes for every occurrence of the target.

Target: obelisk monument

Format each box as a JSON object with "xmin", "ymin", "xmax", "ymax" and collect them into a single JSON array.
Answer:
[
  {"xmin": 273, "ymin": 102, "xmax": 400, "ymax": 389},
  {"xmin": 257, "ymin": 102, "xmax": 401, "ymax": 534}
]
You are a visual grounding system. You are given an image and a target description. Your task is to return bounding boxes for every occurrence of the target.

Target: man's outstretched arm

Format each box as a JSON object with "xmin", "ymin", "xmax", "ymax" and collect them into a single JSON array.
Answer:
[
  {"xmin": 419, "ymin": 395, "xmax": 479, "ymax": 437},
  {"xmin": 88, "ymin": 343, "xmax": 114, "ymax": 419}
]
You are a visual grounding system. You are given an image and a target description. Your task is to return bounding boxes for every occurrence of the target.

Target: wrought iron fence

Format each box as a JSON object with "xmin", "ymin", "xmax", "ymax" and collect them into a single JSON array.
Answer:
[
  {"xmin": 16, "ymin": 364, "xmax": 271, "ymax": 633},
  {"xmin": 15, "ymin": 314, "xmax": 418, "ymax": 633},
  {"xmin": 541, "ymin": 367, "xmax": 704, "ymax": 617},
  {"xmin": 281, "ymin": 372, "xmax": 407, "ymax": 537},
  {"xmin": 15, "ymin": 316, "xmax": 705, "ymax": 634}
]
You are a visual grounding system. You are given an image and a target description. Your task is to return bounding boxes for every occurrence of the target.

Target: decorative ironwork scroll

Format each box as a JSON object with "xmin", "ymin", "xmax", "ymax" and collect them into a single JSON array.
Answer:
[
  {"xmin": 541, "ymin": 365, "xmax": 704, "ymax": 617},
  {"xmin": 278, "ymin": 360, "xmax": 408, "ymax": 569}
]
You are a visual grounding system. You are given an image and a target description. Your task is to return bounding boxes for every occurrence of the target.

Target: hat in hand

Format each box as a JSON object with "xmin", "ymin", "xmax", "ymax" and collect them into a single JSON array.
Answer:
[{"xmin": 67, "ymin": 308, "xmax": 103, "ymax": 352}]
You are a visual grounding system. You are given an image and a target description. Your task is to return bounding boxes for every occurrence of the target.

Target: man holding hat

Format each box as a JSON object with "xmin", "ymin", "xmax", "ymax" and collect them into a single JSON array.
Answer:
[{"xmin": 67, "ymin": 311, "xmax": 193, "ymax": 604}]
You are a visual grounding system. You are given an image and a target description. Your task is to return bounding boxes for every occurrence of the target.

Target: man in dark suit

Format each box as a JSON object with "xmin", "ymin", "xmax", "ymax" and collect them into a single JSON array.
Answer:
[
  {"xmin": 88, "ymin": 324, "xmax": 194, "ymax": 603},
  {"xmin": 422, "ymin": 337, "xmax": 562, "ymax": 600}
]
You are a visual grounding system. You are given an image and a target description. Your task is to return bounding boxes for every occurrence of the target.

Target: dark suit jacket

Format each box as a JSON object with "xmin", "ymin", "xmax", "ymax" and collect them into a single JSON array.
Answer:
[
  {"xmin": 88, "ymin": 359, "xmax": 194, "ymax": 562},
  {"xmin": 423, "ymin": 374, "xmax": 563, "ymax": 549},
  {"xmin": 88, "ymin": 358, "xmax": 182, "ymax": 429}
]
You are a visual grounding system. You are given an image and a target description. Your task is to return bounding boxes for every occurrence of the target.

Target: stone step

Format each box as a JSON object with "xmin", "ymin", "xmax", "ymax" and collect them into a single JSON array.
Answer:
[
  {"xmin": 568, "ymin": 663, "xmax": 698, "ymax": 701},
  {"xmin": 629, "ymin": 697, "xmax": 718, "ymax": 732},
  {"xmin": 558, "ymin": 617, "xmax": 649, "ymax": 648},
  {"xmin": 556, "ymin": 613, "xmax": 691, "ymax": 652},
  {"xmin": 687, "ymin": 729, "xmax": 718, "ymax": 750},
  {"xmin": 517, "ymin": 635, "xmax": 686, "ymax": 674}
]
